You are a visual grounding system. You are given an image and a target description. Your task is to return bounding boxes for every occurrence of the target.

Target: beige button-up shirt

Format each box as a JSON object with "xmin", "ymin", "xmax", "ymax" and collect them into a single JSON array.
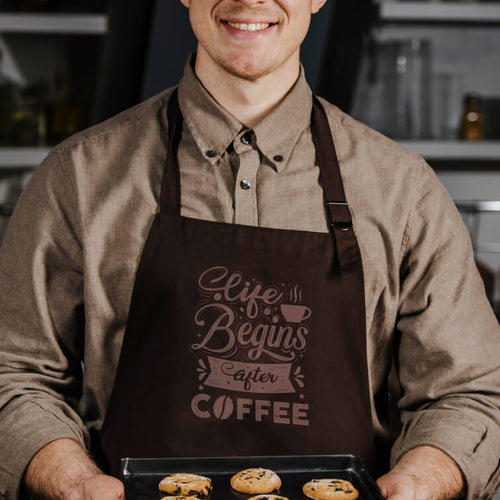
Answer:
[{"xmin": 1, "ymin": 60, "xmax": 499, "ymax": 499}]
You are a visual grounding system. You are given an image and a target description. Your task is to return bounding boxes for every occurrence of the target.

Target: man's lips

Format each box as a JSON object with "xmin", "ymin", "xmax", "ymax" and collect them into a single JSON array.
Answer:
[{"xmin": 221, "ymin": 19, "xmax": 277, "ymax": 32}]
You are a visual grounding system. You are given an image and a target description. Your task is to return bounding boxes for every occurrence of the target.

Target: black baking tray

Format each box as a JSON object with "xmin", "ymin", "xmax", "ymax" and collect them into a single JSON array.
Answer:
[{"xmin": 121, "ymin": 454, "xmax": 384, "ymax": 500}]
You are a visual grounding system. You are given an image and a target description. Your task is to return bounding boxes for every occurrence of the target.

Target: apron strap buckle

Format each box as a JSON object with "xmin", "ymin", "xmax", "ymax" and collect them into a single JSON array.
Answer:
[{"xmin": 325, "ymin": 201, "xmax": 353, "ymax": 231}]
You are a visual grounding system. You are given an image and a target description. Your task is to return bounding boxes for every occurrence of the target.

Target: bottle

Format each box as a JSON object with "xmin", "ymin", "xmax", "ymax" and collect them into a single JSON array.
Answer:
[
  {"xmin": 460, "ymin": 92, "xmax": 485, "ymax": 141},
  {"xmin": 10, "ymin": 82, "xmax": 48, "ymax": 146},
  {"xmin": 47, "ymin": 75, "xmax": 80, "ymax": 144}
]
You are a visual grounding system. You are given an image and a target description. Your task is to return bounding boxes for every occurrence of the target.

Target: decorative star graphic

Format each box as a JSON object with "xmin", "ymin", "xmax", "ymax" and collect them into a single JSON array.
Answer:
[
  {"xmin": 299, "ymin": 393, "xmax": 305, "ymax": 399},
  {"xmin": 198, "ymin": 385, "xmax": 204, "ymax": 391}
]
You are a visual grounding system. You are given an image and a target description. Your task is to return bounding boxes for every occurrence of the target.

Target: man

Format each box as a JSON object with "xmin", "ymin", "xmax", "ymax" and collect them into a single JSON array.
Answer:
[{"xmin": 0, "ymin": 0, "xmax": 499, "ymax": 499}]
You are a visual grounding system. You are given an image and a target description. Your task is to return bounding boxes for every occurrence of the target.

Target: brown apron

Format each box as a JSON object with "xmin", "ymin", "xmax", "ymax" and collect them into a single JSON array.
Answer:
[{"xmin": 100, "ymin": 90, "xmax": 377, "ymax": 477}]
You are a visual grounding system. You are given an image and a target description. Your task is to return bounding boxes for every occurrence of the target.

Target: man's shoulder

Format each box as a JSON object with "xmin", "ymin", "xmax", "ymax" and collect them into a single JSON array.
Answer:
[
  {"xmin": 315, "ymin": 96, "xmax": 435, "ymax": 224},
  {"xmin": 52, "ymin": 86, "xmax": 176, "ymax": 155},
  {"xmin": 316, "ymin": 96, "xmax": 425, "ymax": 174}
]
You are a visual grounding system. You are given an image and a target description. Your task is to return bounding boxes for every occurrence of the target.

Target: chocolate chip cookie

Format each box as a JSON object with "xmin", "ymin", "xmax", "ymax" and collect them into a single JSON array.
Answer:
[
  {"xmin": 159, "ymin": 473, "xmax": 212, "ymax": 498},
  {"xmin": 230, "ymin": 468, "xmax": 282, "ymax": 494},
  {"xmin": 302, "ymin": 479, "xmax": 359, "ymax": 500}
]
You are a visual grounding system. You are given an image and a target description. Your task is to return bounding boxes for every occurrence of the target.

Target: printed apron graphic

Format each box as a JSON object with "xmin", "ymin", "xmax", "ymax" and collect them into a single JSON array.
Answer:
[{"xmin": 190, "ymin": 266, "xmax": 311, "ymax": 426}]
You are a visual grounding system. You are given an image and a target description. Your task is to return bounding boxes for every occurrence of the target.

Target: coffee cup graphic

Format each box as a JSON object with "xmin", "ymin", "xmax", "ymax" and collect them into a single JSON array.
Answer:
[{"xmin": 280, "ymin": 304, "xmax": 312, "ymax": 323}]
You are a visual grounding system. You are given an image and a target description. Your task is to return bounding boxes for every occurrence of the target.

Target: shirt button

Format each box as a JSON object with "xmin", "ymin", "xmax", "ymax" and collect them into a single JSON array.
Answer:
[
  {"xmin": 274, "ymin": 155, "xmax": 284, "ymax": 163},
  {"xmin": 205, "ymin": 149, "xmax": 217, "ymax": 158},
  {"xmin": 241, "ymin": 133, "xmax": 252, "ymax": 145},
  {"xmin": 240, "ymin": 179, "xmax": 251, "ymax": 190}
]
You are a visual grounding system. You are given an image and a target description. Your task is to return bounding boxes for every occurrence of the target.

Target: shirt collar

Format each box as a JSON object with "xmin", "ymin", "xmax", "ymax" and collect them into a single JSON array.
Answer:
[
  {"xmin": 252, "ymin": 67, "xmax": 312, "ymax": 172},
  {"xmin": 178, "ymin": 55, "xmax": 241, "ymax": 165},
  {"xmin": 177, "ymin": 55, "xmax": 313, "ymax": 172}
]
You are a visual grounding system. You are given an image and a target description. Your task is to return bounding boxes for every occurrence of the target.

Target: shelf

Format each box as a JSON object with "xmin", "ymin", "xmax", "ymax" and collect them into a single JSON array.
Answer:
[
  {"xmin": 0, "ymin": 147, "xmax": 50, "ymax": 168},
  {"xmin": 455, "ymin": 200, "xmax": 500, "ymax": 211},
  {"xmin": 0, "ymin": 13, "xmax": 108, "ymax": 34},
  {"xmin": 473, "ymin": 243, "xmax": 500, "ymax": 253},
  {"xmin": 398, "ymin": 140, "xmax": 500, "ymax": 160},
  {"xmin": 380, "ymin": 2, "xmax": 500, "ymax": 23}
]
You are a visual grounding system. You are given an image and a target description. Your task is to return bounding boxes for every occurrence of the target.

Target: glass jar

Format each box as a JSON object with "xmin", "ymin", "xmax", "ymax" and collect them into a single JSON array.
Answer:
[{"xmin": 376, "ymin": 38, "xmax": 432, "ymax": 140}]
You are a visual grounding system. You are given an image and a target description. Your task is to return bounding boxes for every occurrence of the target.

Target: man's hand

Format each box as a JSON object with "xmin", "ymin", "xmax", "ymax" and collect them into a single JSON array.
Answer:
[
  {"xmin": 25, "ymin": 438, "xmax": 125, "ymax": 499},
  {"xmin": 73, "ymin": 474, "xmax": 125, "ymax": 500},
  {"xmin": 377, "ymin": 446, "xmax": 465, "ymax": 500}
]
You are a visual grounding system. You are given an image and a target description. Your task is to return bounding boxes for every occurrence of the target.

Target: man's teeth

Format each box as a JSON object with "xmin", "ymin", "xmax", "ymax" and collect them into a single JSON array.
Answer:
[{"xmin": 226, "ymin": 22, "xmax": 271, "ymax": 32}]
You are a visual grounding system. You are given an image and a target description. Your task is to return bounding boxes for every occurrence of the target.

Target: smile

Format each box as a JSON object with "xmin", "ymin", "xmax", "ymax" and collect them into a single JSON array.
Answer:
[{"xmin": 223, "ymin": 21, "xmax": 274, "ymax": 32}]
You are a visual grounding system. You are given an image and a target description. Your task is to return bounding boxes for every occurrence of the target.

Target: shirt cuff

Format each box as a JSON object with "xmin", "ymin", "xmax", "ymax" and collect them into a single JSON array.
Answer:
[
  {"xmin": 391, "ymin": 409, "xmax": 500, "ymax": 500},
  {"xmin": 0, "ymin": 399, "xmax": 86, "ymax": 500}
]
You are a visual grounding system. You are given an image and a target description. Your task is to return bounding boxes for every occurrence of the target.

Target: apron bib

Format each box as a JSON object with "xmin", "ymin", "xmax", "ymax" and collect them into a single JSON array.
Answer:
[{"xmin": 100, "ymin": 91, "xmax": 377, "ymax": 476}]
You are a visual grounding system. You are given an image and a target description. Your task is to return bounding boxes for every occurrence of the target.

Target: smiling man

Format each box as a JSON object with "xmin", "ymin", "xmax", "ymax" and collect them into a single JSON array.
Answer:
[{"xmin": 1, "ymin": 1, "xmax": 500, "ymax": 500}]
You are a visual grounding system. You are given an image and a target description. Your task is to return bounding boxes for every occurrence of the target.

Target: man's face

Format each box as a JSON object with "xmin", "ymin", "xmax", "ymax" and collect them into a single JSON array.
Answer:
[{"xmin": 180, "ymin": 0, "xmax": 327, "ymax": 81}]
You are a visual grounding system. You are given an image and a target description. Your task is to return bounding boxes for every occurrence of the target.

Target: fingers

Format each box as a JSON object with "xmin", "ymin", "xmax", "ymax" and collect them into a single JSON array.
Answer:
[
  {"xmin": 377, "ymin": 472, "xmax": 416, "ymax": 500},
  {"xmin": 376, "ymin": 476, "xmax": 389, "ymax": 498},
  {"xmin": 79, "ymin": 474, "xmax": 125, "ymax": 500}
]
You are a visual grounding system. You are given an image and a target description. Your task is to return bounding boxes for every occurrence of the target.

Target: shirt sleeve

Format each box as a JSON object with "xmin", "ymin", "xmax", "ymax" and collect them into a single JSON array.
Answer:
[
  {"xmin": 391, "ymin": 159, "xmax": 500, "ymax": 499},
  {"xmin": 0, "ymin": 149, "xmax": 88, "ymax": 499}
]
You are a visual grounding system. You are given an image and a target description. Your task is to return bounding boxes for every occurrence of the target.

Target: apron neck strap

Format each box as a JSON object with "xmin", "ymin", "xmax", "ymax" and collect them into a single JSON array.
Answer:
[
  {"xmin": 311, "ymin": 95, "xmax": 352, "ymax": 232},
  {"xmin": 160, "ymin": 88, "xmax": 182, "ymax": 215},
  {"xmin": 311, "ymin": 96, "xmax": 359, "ymax": 272}
]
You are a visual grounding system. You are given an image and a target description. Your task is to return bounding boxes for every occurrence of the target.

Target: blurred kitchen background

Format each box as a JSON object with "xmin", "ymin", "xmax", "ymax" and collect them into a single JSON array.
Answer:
[{"xmin": 0, "ymin": 0, "xmax": 499, "ymax": 324}]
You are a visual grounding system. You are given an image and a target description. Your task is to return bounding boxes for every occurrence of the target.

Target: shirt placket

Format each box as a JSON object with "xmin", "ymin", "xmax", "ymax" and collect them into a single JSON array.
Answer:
[{"xmin": 232, "ymin": 130, "xmax": 260, "ymax": 226}]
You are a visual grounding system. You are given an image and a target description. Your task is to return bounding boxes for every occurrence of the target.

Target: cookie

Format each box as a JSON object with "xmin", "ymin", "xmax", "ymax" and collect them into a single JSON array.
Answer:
[
  {"xmin": 302, "ymin": 479, "xmax": 359, "ymax": 500},
  {"xmin": 230, "ymin": 468, "xmax": 282, "ymax": 494},
  {"xmin": 159, "ymin": 473, "xmax": 212, "ymax": 498},
  {"xmin": 161, "ymin": 497, "xmax": 200, "ymax": 500},
  {"xmin": 247, "ymin": 496, "xmax": 289, "ymax": 500}
]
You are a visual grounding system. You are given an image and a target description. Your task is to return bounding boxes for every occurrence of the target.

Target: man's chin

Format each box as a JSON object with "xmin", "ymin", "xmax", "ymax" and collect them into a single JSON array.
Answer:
[{"xmin": 219, "ymin": 59, "xmax": 274, "ymax": 82}]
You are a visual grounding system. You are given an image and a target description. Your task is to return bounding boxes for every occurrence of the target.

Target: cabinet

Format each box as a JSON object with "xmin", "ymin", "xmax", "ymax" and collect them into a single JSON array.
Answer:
[
  {"xmin": 0, "ymin": 0, "xmax": 156, "ymax": 241},
  {"xmin": 353, "ymin": 1, "xmax": 500, "ymax": 165},
  {"xmin": 353, "ymin": 1, "xmax": 500, "ymax": 314},
  {"xmin": 0, "ymin": 7, "xmax": 109, "ymax": 237},
  {"xmin": 0, "ymin": 10, "xmax": 109, "ymax": 161}
]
